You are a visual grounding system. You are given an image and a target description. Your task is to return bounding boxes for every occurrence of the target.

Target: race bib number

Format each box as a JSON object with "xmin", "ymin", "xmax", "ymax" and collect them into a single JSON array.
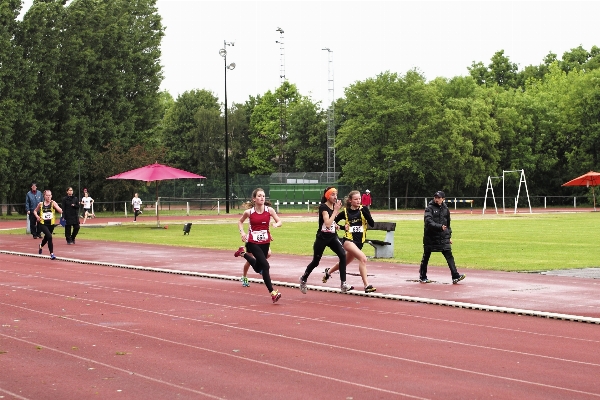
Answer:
[
  {"xmin": 321, "ymin": 222, "xmax": 337, "ymax": 233},
  {"xmin": 251, "ymin": 230, "xmax": 269, "ymax": 242},
  {"xmin": 349, "ymin": 225, "xmax": 364, "ymax": 233},
  {"xmin": 42, "ymin": 212, "xmax": 52, "ymax": 220}
]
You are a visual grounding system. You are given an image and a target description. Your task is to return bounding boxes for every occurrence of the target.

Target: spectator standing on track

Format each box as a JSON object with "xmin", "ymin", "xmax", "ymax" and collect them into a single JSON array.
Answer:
[
  {"xmin": 299, "ymin": 187, "xmax": 353, "ymax": 294},
  {"xmin": 61, "ymin": 187, "xmax": 80, "ymax": 245},
  {"xmin": 132, "ymin": 193, "xmax": 143, "ymax": 222},
  {"xmin": 361, "ymin": 189, "xmax": 372, "ymax": 209},
  {"xmin": 234, "ymin": 188, "xmax": 283, "ymax": 303},
  {"xmin": 323, "ymin": 190, "xmax": 377, "ymax": 293},
  {"xmin": 34, "ymin": 190, "xmax": 63, "ymax": 260},
  {"xmin": 419, "ymin": 190, "xmax": 466, "ymax": 284},
  {"xmin": 26, "ymin": 182, "xmax": 43, "ymax": 239},
  {"xmin": 81, "ymin": 190, "xmax": 94, "ymax": 224}
]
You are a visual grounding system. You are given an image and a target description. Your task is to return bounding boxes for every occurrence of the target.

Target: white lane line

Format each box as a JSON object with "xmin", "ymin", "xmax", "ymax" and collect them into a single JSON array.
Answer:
[{"xmin": 2, "ymin": 250, "xmax": 599, "ymax": 324}]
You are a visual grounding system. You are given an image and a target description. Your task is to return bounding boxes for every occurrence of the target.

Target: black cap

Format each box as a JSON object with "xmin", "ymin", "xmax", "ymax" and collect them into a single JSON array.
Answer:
[{"xmin": 434, "ymin": 190, "xmax": 445, "ymax": 198}]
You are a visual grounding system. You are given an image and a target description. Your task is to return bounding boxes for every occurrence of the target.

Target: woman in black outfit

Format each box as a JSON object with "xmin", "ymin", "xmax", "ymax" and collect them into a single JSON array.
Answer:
[
  {"xmin": 299, "ymin": 187, "xmax": 353, "ymax": 294},
  {"xmin": 61, "ymin": 187, "xmax": 80, "ymax": 244}
]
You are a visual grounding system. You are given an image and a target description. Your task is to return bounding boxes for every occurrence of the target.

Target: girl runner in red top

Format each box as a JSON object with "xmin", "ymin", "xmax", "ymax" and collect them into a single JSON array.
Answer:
[{"xmin": 234, "ymin": 188, "xmax": 282, "ymax": 303}]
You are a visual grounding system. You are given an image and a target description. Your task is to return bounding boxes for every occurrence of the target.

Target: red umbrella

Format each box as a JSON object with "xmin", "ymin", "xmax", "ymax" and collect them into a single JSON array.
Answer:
[
  {"xmin": 562, "ymin": 171, "xmax": 600, "ymax": 211},
  {"xmin": 108, "ymin": 163, "xmax": 206, "ymax": 226}
]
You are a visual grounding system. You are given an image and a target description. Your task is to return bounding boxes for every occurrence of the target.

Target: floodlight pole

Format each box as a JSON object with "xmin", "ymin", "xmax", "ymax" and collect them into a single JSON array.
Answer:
[{"xmin": 220, "ymin": 40, "xmax": 235, "ymax": 213}]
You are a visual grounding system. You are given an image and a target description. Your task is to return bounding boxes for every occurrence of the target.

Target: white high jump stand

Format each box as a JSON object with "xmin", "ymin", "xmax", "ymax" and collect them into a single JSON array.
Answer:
[{"xmin": 483, "ymin": 169, "xmax": 532, "ymax": 214}]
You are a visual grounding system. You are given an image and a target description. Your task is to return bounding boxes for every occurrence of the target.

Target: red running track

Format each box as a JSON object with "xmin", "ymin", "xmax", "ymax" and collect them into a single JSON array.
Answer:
[{"xmin": 1, "ymin": 252, "xmax": 599, "ymax": 399}]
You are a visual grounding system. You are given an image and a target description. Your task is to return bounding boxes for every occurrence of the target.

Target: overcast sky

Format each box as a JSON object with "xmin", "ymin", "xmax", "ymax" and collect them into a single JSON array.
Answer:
[{"xmin": 19, "ymin": 1, "xmax": 600, "ymax": 108}]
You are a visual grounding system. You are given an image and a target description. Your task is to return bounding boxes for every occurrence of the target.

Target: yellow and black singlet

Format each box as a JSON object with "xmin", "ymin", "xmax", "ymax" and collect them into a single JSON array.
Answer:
[
  {"xmin": 335, "ymin": 206, "xmax": 375, "ymax": 244},
  {"xmin": 38, "ymin": 202, "xmax": 56, "ymax": 225}
]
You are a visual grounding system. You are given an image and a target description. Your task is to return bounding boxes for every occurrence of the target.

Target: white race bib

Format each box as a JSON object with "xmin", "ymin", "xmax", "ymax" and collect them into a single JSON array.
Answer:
[
  {"xmin": 349, "ymin": 226, "xmax": 364, "ymax": 233},
  {"xmin": 250, "ymin": 229, "xmax": 269, "ymax": 242},
  {"xmin": 321, "ymin": 222, "xmax": 337, "ymax": 233},
  {"xmin": 42, "ymin": 212, "xmax": 52, "ymax": 220}
]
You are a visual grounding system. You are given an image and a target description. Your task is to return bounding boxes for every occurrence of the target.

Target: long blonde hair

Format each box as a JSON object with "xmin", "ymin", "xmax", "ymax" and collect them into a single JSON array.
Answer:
[{"xmin": 344, "ymin": 190, "xmax": 361, "ymax": 208}]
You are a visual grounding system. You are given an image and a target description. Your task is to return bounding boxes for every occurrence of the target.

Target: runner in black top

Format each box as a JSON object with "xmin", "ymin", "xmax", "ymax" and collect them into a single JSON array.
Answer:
[
  {"xmin": 299, "ymin": 187, "xmax": 353, "ymax": 294},
  {"xmin": 34, "ymin": 190, "xmax": 63, "ymax": 260}
]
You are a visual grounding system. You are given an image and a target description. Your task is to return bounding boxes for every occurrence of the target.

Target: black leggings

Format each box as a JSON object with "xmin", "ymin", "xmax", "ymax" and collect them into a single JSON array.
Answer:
[
  {"xmin": 419, "ymin": 249, "xmax": 460, "ymax": 280},
  {"xmin": 65, "ymin": 224, "xmax": 80, "ymax": 242},
  {"xmin": 244, "ymin": 243, "xmax": 274, "ymax": 293},
  {"xmin": 302, "ymin": 233, "xmax": 347, "ymax": 282},
  {"xmin": 38, "ymin": 224, "xmax": 56, "ymax": 254}
]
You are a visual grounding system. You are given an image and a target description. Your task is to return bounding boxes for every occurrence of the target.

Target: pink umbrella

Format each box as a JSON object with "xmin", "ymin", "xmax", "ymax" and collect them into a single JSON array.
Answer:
[
  {"xmin": 562, "ymin": 171, "xmax": 600, "ymax": 211},
  {"xmin": 108, "ymin": 163, "xmax": 206, "ymax": 226}
]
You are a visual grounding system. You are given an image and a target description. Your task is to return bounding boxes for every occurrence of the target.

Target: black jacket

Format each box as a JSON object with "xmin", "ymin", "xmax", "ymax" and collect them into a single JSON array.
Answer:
[
  {"xmin": 422, "ymin": 200, "xmax": 452, "ymax": 252},
  {"xmin": 61, "ymin": 195, "xmax": 80, "ymax": 225}
]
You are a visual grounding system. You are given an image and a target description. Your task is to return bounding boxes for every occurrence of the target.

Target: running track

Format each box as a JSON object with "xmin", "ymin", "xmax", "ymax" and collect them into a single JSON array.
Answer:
[{"xmin": 1, "ymin": 218, "xmax": 599, "ymax": 399}]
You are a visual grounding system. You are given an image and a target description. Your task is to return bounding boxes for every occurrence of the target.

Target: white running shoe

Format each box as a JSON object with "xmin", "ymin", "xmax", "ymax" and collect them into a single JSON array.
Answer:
[
  {"xmin": 299, "ymin": 277, "xmax": 307, "ymax": 294},
  {"xmin": 340, "ymin": 281, "xmax": 354, "ymax": 293}
]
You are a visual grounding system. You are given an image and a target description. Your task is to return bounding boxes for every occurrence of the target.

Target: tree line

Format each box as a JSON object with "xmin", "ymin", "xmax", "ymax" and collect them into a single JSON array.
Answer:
[{"xmin": 2, "ymin": 0, "xmax": 599, "ymax": 210}]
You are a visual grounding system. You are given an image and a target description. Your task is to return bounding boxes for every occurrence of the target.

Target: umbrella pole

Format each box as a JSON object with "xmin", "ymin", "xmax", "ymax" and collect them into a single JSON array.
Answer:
[
  {"xmin": 593, "ymin": 186, "xmax": 596, "ymax": 211},
  {"xmin": 156, "ymin": 181, "xmax": 160, "ymax": 227}
]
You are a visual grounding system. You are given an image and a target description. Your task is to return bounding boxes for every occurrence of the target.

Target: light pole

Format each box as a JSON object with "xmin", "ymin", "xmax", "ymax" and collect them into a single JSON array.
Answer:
[{"xmin": 219, "ymin": 41, "xmax": 235, "ymax": 213}]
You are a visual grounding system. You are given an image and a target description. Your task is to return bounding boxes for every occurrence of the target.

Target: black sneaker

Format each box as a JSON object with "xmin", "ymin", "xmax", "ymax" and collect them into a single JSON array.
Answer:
[
  {"xmin": 364, "ymin": 285, "xmax": 376, "ymax": 293},
  {"xmin": 419, "ymin": 278, "xmax": 432, "ymax": 283},
  {"xmin": 38, "ymin": 244, "xmax": 43, "ymax": 255},
  {"xmin": 322, "ymin": 267, "xmax": 331, "ymax": 283},
  {"xmin": 452, "ymin": 274, "xmax": 466, "ymax": 284}
]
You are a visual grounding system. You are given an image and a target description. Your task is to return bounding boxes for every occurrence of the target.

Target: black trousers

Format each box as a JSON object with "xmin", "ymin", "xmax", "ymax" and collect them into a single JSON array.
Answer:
[
  {"xmin": 29, "ymin": 213, "xmax": 39, "ymax": 238},
  {"xmin": 38, "ymin": 224, "xmax": 56, "ymax": 254},
  {"xmin": 419, "ymin": 249, "xmax": 460, "ymax": 280},
  {"xmin": 65, "ymin": 223, "xmax": 80, "ymax": 243},
  {"xmin": 302, "ymin": 233, "xmax": 347, "ymax": 282},
  {"xmin": 244, "ymin": 242, "xmax": 273, "ymax": 293}
]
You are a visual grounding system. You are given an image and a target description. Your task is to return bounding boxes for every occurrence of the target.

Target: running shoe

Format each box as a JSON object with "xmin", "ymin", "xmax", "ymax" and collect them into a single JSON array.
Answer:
[
  {"xmin": 452, "ymin": 274, "xmax": 466, "ymax": 284},
  {"xmin": 38, "ymin": 244, "xmax": 42, "ymax": 255},
  {"xmin": 234, "ymin": 246, "xmax": 245, "ymax": 257},
  {"xmin": 340, "ymin": 282, "xmax": 354, "ymax": 293},
  {"xmin": 419, "ymin": 278, "xmax": 432, "ymax": 283},
  {"xmin": 50, "ymin": 253, "xmax": 56, "ymax": 260},
  {"xmin": 241, "ymin": 276, "xmax": 250, "ymax": 287},
  {"xmin": 322, "ymin": 267, "xmax": 331, "ymax": 283},
  {"xmin": 271, "ymin": 290, "xmax": 281, "ymax": 303},
  {"xmin": 364, "ymin": 285, "xmax": 377, "ymax": 293},
  {"xmin": 299, "ymin": 277, "xmax": 307, "ymax": 294}
]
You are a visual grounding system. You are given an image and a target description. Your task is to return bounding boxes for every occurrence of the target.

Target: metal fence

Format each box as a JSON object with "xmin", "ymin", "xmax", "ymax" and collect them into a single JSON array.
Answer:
[{"xmin": 2, "ymin": 194, "xmax": 596, "ymax": 217}]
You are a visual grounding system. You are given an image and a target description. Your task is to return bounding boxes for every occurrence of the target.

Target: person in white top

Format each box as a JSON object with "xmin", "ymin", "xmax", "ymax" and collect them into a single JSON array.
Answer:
[
  {"xmin": 80, "ymin": 191, "xmax": 94, "ymax": 224},
  {"xmin": 131, "ymin": 193, "xmax": 143, "ymax": 222}
]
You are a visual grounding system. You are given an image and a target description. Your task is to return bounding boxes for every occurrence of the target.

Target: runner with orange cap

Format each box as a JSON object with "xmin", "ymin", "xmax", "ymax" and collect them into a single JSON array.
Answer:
[{"xmin": 299, "ymin": 187, "xmax": 353, "ymax": 294}]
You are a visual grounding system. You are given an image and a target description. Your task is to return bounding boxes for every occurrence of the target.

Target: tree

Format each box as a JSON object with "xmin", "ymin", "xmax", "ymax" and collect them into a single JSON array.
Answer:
[
  {"xmin": 285, "ymin": 96, "xmax": 326, "ymax": 172},
  {"xmin": 0, "ymin": 0, "xmax": 23, "ymax": 208},
  {"xmin": 469, "ymin": 50, "xmax": 519, "ymax": 89},
  {"xmin": 161, "ymin": 89, "xmax": 221, "ymax": 174},
  {"xmin": 246, "ymin": 82, "xmax": 303, "ymax": 175}
]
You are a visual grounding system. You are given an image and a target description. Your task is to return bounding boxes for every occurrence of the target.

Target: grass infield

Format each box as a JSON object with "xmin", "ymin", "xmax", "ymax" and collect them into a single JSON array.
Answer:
[{"xmin": 1, "ymin": 211, "xmax": 598, "ymax": 272}]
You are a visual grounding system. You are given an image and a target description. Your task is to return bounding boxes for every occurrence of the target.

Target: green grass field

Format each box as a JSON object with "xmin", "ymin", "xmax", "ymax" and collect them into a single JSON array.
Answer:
[{"xmin": 2, "ymin": 211, "xmax": 597, "ymax": 272}]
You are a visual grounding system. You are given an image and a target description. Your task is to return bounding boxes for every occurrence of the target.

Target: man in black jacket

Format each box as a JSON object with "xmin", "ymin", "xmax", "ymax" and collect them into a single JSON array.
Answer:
[
  {"xmin": 419, "ymin": 191, "xmax": 466, "ymax": 284},
  {"xmin": 61, "ymin": 187, "xmax": 80, "ymax": 244}
]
